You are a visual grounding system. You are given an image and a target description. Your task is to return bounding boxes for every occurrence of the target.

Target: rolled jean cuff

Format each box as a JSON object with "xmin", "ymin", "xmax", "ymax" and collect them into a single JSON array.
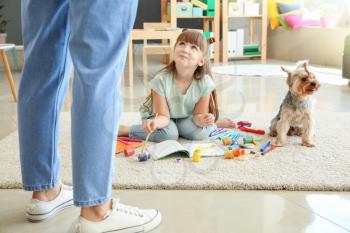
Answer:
[
  {"xmin": 22, "ymin": 180, "xmax": 61, "ymax": 192},
  {"xmin": 74, "ymin": 197, "xmax": 111, "ymax": 207}
]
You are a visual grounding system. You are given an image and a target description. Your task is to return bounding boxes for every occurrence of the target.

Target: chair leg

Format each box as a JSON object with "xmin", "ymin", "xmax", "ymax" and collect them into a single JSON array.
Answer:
[
  {"xmin": 162, "ymin": 54, "xmax": 170, "ymax": 64},
  {"xmin": 142, "ymin": 48, "xmax": 148, "ymax": 85},
  {"xmin": 1, "ymin": 50, "xmax": 17, "ymax": 102}
]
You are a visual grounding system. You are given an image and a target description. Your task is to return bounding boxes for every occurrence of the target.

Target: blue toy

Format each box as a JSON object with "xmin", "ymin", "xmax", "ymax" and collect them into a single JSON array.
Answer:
[
  {"xmin": 260, "ymin": 141, "xmax": 271, "ymax": 153},
  {"xmin": 138, "ymin": 152, "xmax": 150, "ymax": 162}
]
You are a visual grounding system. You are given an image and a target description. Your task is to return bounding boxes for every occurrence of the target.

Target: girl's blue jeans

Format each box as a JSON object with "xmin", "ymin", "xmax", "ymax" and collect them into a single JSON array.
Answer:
[
  {"xmin": 18, "ymin": 0, "xmax": 138, "ymax": 207},
  {"xmin": 130, "ymin": 116, "xmax": 212, "ymax": 142}
]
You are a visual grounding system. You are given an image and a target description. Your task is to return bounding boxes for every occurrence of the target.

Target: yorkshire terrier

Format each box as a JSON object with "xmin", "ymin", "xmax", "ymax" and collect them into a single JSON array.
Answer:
[{"xmin": 269, "ymin": 60, "xmax": 321, "ymax": 147}]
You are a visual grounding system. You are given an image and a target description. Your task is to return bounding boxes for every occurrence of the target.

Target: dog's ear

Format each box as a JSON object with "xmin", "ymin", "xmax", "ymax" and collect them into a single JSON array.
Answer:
[
  {"xmin": 282, "ymin": 66, "xmax": 293, "ymax": 87},
  {"xmin": 281, "ymin": 66, "xmax": 290, "ymax": 74},
  {"xmin": 303, "ymin": 62, "xmax": 310, "ymax": 75},
  {"xmin": 296, "ymin": 60, "xmax": 309, "ymax": 69}
]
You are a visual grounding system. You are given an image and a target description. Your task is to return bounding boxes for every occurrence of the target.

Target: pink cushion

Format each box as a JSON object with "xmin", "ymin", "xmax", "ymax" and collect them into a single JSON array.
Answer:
[
  {"xmin": 284, "ymin": 13, "xmax": 321, "ymax": 29},
  {"xmin": 284, "ymin": 14, "xmax": 303, "ymax": 29},
  {"xmin": 320, "ymin": 16, "xmax": 337, "ymax": 27},
  {"xmin": 302, "ymin": 19, "xmax": 321, "ymax": 27}
]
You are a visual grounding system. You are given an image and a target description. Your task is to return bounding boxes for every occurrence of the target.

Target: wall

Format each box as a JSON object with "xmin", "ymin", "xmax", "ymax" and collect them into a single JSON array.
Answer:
[
  {"xmin": 267, "ymin": 27, "xmax": 350, "ymax": 67},
  {"xmin": 2, "ymin": 0, "xmax": 21, "ymax": 44},
  {"xmin": 4, "ymin": 0, "xmax": 202, "ymax": 45}
]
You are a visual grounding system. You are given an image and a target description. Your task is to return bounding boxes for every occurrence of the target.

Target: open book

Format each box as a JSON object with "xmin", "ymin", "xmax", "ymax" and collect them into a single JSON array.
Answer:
[{"xmin": 147, "ymin": 140, "xmax": 224, "ymax": 160}]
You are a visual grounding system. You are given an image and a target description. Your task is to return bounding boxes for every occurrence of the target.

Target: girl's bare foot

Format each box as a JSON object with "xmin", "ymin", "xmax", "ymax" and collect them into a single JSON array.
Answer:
[
  {"xmin": 118, "ymin": 125, "xmax": 130, "ymax": 137},
  {"xmin": 216, "ymin": 118, "xmax": 236, "ymax": 128}
]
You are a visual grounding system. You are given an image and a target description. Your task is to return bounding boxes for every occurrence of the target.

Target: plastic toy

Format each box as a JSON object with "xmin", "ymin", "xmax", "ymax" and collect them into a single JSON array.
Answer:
[
  {"xmin": 222, "ymin": 137, "xmax": 232, "ymax": 146},
  {"xmin": 123, "ymin": 148, "xmax": 135, "ymax": 157},
  {"xmin": 241, "ymin": 143, "xmax": 255, "ymax": 149},
  {"xmin": 237, "ymin": 121, "xmax": 252, "ymax": 128},
  {"xmin": 192, "ymin": 148, "xmax": 203, "ymax": 162},
  {"xmin": 228, "ymin": 144, "xmax": 240, "ymax": 150},
  {"xmin": 209, "ymin": 128, "xmax": 227, "ymax": 137},
  {"xmin": 243, "ymin": 135, "xmax": 254, "ymax": 144},
  {"xmin": 261, "ymin": 144, "xmax": 276, "ymax": 155},
  {"xmin": 239, "ymin": 127, "xmax": 265, "ymax": 135},
  {"xmin": 224, "ymin": 149, "xmax": 246, "ymax": 159},
  {"xmin": 138, "ymin": 152, "xmax": 150, "ymax": 162},
  {"xmin": 260, "ymin": 141, "xmax": 271, "ymax": 153}
]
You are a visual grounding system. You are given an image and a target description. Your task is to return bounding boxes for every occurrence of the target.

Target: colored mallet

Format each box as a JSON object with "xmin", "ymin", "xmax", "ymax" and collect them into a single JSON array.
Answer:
[
  {"xmin": 239, "ymin": 127, "xmax": 265, "ymax": 135},
  {"xmin": 138, "ymin": 152, "xmax": 150, "ymax": 162}
]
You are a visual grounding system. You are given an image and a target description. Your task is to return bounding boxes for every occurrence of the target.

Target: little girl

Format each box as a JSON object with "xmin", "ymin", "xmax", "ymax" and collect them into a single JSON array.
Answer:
[{"xmin": 119, "ymin": 29, "xmax": 234, "ymax": 142}]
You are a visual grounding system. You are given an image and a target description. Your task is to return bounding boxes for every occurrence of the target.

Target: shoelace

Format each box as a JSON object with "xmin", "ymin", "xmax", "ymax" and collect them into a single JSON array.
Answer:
[
  {"xmin": 62, "ymin": 185, "xmax": 73, "ymax": 192},
  {"xmin": 104, "ymin": 199, "xmax": 144, "ymax": 219},
  {"xmin": 117, "ymin": 203, "xmax": 143, "ymax": 217}
]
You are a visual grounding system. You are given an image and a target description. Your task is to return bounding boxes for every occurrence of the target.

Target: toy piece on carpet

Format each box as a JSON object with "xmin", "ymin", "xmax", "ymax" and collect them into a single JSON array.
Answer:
[
  {"xmin": 259, "ymin": 141, "xmax": 271, "ymax": 153},
  {"xmin": 236, "ymin": 121, "xmax": 252, "ymax": 128},
  {"xmin": 124, "ymin": 148, "xmax": 135, "ymax": 157},
  {"xmin": 239, "ymin": 127, "xmax": 265, "ymax": 135},
  {"xmin": 224, "ymin": 148, "xmax": 250, "ymax": 159},
  {"xmin": 116, "ymin": 137, "xmax": 142, "ymax": 154},
  {"xmin": 192, "ymin": 148, "xmax": 203, "ymax": 162},
  {"xmin": 209, "ymin": 128, "xmax": 227, "ymax": 137},
  {"xmin": 138, "ymin": 152, "xmax": 150, "ymax": 162},
  {"xmin": 261, "ymin": 144, "xmax": 276, "ymax": 156},
  {"xmin": 138, "ymin": 113, "xmax": 158, "ymax": 162}
]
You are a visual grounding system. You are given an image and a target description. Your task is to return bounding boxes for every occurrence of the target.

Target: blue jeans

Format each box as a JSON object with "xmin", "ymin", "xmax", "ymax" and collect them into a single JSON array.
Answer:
[
  {"xmin": 18, "ymin": 0, "xmax": 138, "ymax": 207},
  {"xmin": 129, "ymin": 116, "xmax": 212, "ymax": 142}
]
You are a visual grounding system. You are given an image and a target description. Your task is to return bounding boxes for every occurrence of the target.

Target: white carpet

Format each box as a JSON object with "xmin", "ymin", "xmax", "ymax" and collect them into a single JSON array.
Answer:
[
  {"xmin": 1, "ymin": 112, "xmax": 350, "ymax": 191},
  {"xmin": 212, "ymin": 64, "xmax": 348, "ymax": 85}
]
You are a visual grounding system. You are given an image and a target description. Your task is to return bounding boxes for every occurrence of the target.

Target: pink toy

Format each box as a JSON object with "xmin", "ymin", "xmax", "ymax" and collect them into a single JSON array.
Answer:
[
  {"xmin": 124, "ymin": 148, "xmax": 135, "ymax": 157},
  {"xmin": 237, "ymin": 121, "xmax": 252, "ymax": 128}
]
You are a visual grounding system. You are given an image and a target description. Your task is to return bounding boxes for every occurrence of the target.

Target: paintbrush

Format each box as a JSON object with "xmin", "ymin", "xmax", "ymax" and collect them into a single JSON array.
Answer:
[{"xmin": 141, "ymin": 113, "xmax": 158, "ymax": 154}]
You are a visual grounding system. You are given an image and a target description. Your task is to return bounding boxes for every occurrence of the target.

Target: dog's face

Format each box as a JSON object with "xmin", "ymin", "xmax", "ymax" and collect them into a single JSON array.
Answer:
[{"xmin": 282, "ymin": 61, "xmax": 321, "ymax": 98}]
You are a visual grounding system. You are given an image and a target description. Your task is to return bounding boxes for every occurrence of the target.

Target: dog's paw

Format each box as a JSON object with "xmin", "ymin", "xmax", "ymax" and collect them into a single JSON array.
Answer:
[
  {"xmin": 274, "ymin": 140, "xmax": 285, "ymax": 147},
  {"xmin": 269, "ymin": 131, "xmax": 277, "ymax": 137},
  {"xmin": 302, "ymin": 141, "xmax": 315, "ymax": 147}
]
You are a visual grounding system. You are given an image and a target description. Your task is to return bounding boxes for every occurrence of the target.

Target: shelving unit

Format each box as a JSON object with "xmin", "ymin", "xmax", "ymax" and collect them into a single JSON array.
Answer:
[
  {"xmin": 221, "ymin": 0, "xmax": 268, "ymax": 63},
  {"xmin": 161, "ymin": 0, "xmax": 221, "ymax": 63}
]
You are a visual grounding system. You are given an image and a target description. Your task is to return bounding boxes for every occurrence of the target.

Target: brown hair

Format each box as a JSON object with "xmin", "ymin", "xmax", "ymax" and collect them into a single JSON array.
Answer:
[{"xmin": 143, "ymin": 29, "xmax": 219, "ymax": 121}]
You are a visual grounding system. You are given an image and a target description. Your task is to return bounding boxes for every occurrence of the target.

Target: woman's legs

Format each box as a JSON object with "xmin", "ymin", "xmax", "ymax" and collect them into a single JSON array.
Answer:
[
  {"xmin": 68, "ymin": 0, "xmax": 138, "ymax": 207},
  {"xmin": 19, "ymin": 0, "xmax": 72, "ymax": 193}
]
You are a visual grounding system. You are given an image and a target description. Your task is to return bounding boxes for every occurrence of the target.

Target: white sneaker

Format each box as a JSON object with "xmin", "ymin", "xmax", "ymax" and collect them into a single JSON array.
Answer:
[
  {"xmin": 26, "ymin": 184, "xmax": 74, "ymax": 221},
  {"xmin": 67, "ymin": 198, "xmax": 161, "ymax": 233}
]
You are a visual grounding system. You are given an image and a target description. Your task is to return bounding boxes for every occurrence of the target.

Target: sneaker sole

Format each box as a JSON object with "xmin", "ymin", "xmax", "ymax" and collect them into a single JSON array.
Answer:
[{"xmin": 26, "ymin": 199, "xmax": 74, "ymax": 222}]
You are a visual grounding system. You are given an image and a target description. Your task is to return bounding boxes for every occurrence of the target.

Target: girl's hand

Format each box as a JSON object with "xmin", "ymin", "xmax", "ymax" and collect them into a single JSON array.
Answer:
[
  {"xmin": 203, "ymin": 113, "xmax": 215, "ymax": 126},
  {"xmin": 193, "ymin": 113, "xmax": 215, "ymax": 127},
  {"xmin": 215, "ymin": 118, "xmax": 236, "ymax": 128},
  {"xmin": 142, "ymin": 119, "xmax": 157, "ymax": 133}
]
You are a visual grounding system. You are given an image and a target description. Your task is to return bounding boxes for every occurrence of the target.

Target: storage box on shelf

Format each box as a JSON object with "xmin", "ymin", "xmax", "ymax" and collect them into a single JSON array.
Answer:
[
  {"xmin": 162, "ymin": 0, "xmax": 220, "ymax": 63},
  {"xmin": 222, "ymin": 0, "xmax": 267, "ymax": 62}
]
